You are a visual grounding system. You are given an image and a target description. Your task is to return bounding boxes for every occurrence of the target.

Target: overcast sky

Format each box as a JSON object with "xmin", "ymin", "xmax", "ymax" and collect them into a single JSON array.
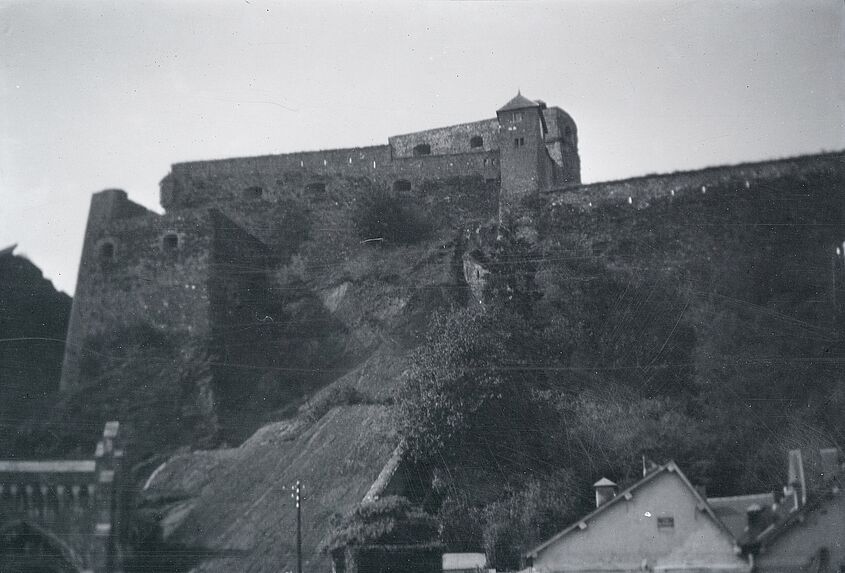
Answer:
[{"xmin": 1, "ymin": 0, "xmax": 843, "ymax": 295}]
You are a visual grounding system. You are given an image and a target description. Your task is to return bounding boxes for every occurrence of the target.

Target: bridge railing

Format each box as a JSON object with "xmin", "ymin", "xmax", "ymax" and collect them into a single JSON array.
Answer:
[{"xmin": 0, "ymin": 421, "xmax": 125, "ymax": 573}]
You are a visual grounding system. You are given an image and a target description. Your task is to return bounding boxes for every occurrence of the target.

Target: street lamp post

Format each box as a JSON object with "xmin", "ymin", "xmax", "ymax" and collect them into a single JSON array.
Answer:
[{"xmin": 291, "ymin": 480, "xmax": 302, "ymax": 573}]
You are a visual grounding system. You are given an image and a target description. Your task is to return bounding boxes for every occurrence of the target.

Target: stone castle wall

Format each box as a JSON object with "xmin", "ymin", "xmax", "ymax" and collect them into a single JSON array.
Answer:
[
  {"xmin": 62, "ymin": 191, "xmax": 212, "ymax": 390},
  {"xmin": 161, "ymin": 146, "xmax": 501, "ymax": 211},
  {"xmin": 61, "ymin": 185, "xmax": 276, "ymax": 391},
  {"xmin": 63, "ymin": 98, "xmax": 844, "ymax": 397},
  {"xmin": 547, "ymin": 151, "xmax": 845, "ymax": 211},
  {"xmin": 159, "ymin": 108, "xmax": 579, "ymax": 213},
  {"xmin": 388, "ymin": 118, "xmax": 501, "ymax": 157},
  {"xmin": 540, "ymin": 151, "xmax": 845, "ymax": 329},
  {"xmin": 207, "ymin": 209, "xmax": 274, "ymax": 365}
]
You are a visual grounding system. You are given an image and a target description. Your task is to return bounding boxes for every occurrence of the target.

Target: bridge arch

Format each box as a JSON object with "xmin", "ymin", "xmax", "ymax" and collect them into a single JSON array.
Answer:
[{"xmin": 0, "ymin": 519, "xmax": 85, "ymax": 573}]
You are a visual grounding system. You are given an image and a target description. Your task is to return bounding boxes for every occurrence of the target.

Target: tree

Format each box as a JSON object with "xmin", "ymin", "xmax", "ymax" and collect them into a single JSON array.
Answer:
[{"xmin": 353, "ymin": 189, "xmax": 429, "ymax": 245}]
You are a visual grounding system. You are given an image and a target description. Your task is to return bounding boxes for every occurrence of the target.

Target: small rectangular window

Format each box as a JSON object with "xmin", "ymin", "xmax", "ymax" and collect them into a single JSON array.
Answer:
[
  {"xmin": 657, "ymin": 516, "xmax": 674, "ymax": 529},
  {"xmin": 162, "ymin": 234, "xmax": 179, "ymax": 252}
]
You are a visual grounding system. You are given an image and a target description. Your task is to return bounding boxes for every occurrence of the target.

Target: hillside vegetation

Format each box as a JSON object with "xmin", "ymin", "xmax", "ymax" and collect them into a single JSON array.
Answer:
[
  {"xmin": 394, "ymin": 168, "xmax": 844, "ymax": 568},
  {"xmin": 0, "ymin": 248, "xmax": 71, "ymax": 453},
  {"xmin": 4, "ymin": 157, "xmax": 843, "ymax": 571}
]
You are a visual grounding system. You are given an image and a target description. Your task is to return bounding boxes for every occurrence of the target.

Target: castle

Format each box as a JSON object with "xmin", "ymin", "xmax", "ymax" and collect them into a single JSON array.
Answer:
[
  {"xmin": 21, "ymin": 92, "xmax": 845, "ymax": 573},
  {"xmin": 59, "ymin": 93, "xmax": 581, "ymax": 390},
  {"xmin": 59, "ymin": 92, "xmax": 845, "ymax": 395}
]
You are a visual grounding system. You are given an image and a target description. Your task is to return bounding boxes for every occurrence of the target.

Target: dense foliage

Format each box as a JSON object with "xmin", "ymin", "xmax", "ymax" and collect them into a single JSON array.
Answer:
[
  {"xmin": 0, "ymin": 252, "xmax": 71, "ymax": 442},
  {"xmin": 397, "ymin": 219, "xmax": 845, "ymax": 570},
  {"xmin": 4, "ymin": 322, "xmax": 219, "ymax": 461},
  {"xmin": 353, "ymin": 189, "xmax": 430, "ymax": 245},
  {"xmin": 320, "ymin": 496, "xmax": 439, "ymax": 554}
]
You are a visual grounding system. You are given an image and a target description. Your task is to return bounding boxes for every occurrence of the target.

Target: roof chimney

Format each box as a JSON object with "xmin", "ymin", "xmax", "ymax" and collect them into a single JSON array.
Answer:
[
  {"xmin": 819, "ymin": 448, "xmax": 840, "ymax": 485},
  {"xmin": 594, "ymin": 478, "xmax": 617, "ymax": 508},
  {"xmin": 746, "ymin": 503, "xmax": 765, "ymax": 531},
  {"xmin": 787, "ymin": 449, "xmax": 807, "ymax": 510}
]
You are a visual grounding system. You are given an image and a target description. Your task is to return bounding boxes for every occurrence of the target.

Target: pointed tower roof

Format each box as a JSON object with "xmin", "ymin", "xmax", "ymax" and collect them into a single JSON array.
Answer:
[{"xmin": 497, "ymin": 91, "xmax": 540, "ymax": 112}]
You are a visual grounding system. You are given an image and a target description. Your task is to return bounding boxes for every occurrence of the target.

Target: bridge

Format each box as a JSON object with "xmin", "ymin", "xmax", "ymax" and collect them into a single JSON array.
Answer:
[{"xmin": 0, "ymin": 421, "xmax": 125, "ymax": 573}]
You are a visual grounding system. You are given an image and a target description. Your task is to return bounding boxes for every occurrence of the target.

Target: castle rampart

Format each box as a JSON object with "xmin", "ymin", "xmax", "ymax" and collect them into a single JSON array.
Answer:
[
  {"xmin": 546, "ymin": 151, "xmax": 845, "ymax": 211},
  {"xmin": 538, "ymin": 150, "xmax": 845, "ymax": 330},
  {"xmin": 61, "ymin": 188, "xmax": 272, "ymax": 391},
  {"xmin": 158, "ymin": 103, "xmax": 580, "ymax": 212},
  {"xmin": 388, "ymin": 117, "xmax": 501, "ymax": 157},
  {"xmin": 160, "ymin": 147, "xmax": 501, "ymax": 211}
]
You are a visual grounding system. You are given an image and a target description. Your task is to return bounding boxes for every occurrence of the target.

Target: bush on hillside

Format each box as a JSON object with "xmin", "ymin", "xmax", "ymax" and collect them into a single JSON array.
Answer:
[
  {"xmin": 301, "ymin": 384, "xmax": 370, "ymax": 424},
  {"xmin": 396, "ymin": 223, "xmax": 844, "ymax": 568},
  {"xmin": 353, "ymin": 190, "xmax": 430, "ymax": 245},
  {"xmin": 6, "ymin": 321, "xmax": 219, "ymax": 461},
  {"xmin": 320, "ymin": 496, "xmax": 439, "ymax": 554}
]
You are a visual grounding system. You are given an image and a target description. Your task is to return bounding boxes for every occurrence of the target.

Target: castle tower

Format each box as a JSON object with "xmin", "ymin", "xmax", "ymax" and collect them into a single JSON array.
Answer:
[
  {"xmin": 496, "ymin": 92, "xmax": 553, "ymax": 218},
  {"xmin": 60, "ymin": 189, "xmax": 154, "ymax": 391}
]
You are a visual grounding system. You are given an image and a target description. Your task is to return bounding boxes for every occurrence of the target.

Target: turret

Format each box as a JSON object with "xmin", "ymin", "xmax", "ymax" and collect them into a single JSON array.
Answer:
[
  {"xmin": 496, "ymin": 92, "xmax": 548, "ymax": 217},
  {"xmin": 496, "ymin": 92, "xmax": 567, "ymax": 221}
]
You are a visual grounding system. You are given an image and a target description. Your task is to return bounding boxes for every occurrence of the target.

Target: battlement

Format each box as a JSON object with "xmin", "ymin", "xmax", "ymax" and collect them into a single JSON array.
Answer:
[
  {"xmin": 161, "ymin": 145, "xmax": 501, "ymax": 211},
  {"xmin": 159, "ymin": 100, "xmax": 580, "ymax": 212},
  {"xmin": 547, "ymin": 151, "xmax": 845, "ymax": 211}
]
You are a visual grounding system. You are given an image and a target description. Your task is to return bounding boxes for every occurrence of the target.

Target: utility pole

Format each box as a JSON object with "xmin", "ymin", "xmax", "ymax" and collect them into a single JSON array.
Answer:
[{"xmin": 291, "ymin": 480, "xmax": 302, "ymax": 573}]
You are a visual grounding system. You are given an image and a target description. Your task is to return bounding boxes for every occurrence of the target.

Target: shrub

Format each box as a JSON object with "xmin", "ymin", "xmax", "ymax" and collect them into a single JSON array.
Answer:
[
  {"xmin": 301, "ymin": 384, "xmax": 368, "ymax": 423},
  {"xmin": 353, "ymin": 190, "xmax": 429, "ymax": 245},
  {"xmin": 320, "ymin": 496, "xmax": 439, "ymax": 554}
]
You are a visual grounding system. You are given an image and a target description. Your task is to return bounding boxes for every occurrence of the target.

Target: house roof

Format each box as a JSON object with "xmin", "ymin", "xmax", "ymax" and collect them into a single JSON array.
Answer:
[
  {"xmin": 743, "ymin": 485, "xmax": 842, "ymax": 550},
  {"xmin": 526, "ymin": 461, "xmax": 735, "ymax": 559},
  {"xmin": 593, "ymin": 477, "xmax": 617, "ymax": 487},
  {"xmin": 498, "ymin": 92, "xmax": 540, "ymax": 112},
  {"xmin": 708, "ymin": 493, "xmax": 775, "ymax": 540}
]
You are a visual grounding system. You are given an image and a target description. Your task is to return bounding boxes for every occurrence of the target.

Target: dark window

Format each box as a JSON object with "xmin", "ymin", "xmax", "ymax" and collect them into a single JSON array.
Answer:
[
  {"xmin": 306, "ymin": 182, "xmax": 326, "ymax": 193},
  {"xmin": 470, "ymin": 136, "xmax": 483, "ymax": 149},
  {"xmin": 242, "ymin": 186, "xmax": 263, "ymax": 200},
  {"xmin": 413, "ymin": 143, "xmax": 431, "ymax": 156},
  {"xmin": 162, "ymin": 233, "xmax": 179, "ymax": 252},
  {"xmin": 657, "ymin": 516, "xmax": 675, "ymax": 529},
  {"xmin": 514, "ymin": 137, "xmax": 525, "ymax": 148},
  {"xmin": 513, "ymin": 111, "xmax": 523, "ymax": 122},
  {"xmin": 99, "ymin": 242, "xmax": 115, "ymax": 261},
  {"xmin": 393, "ymin": 180, "xmax": 412, "ymax": 193}
]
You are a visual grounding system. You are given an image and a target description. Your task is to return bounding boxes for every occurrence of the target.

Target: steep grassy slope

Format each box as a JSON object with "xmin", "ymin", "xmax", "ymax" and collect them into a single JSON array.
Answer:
[
  {"xmin": 207, "ymin": 176, "xmax": 495, "ymax": 441},
  {"xmin": 137, "ymin": 405, "xmax": 398, "ymax": 573}
]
